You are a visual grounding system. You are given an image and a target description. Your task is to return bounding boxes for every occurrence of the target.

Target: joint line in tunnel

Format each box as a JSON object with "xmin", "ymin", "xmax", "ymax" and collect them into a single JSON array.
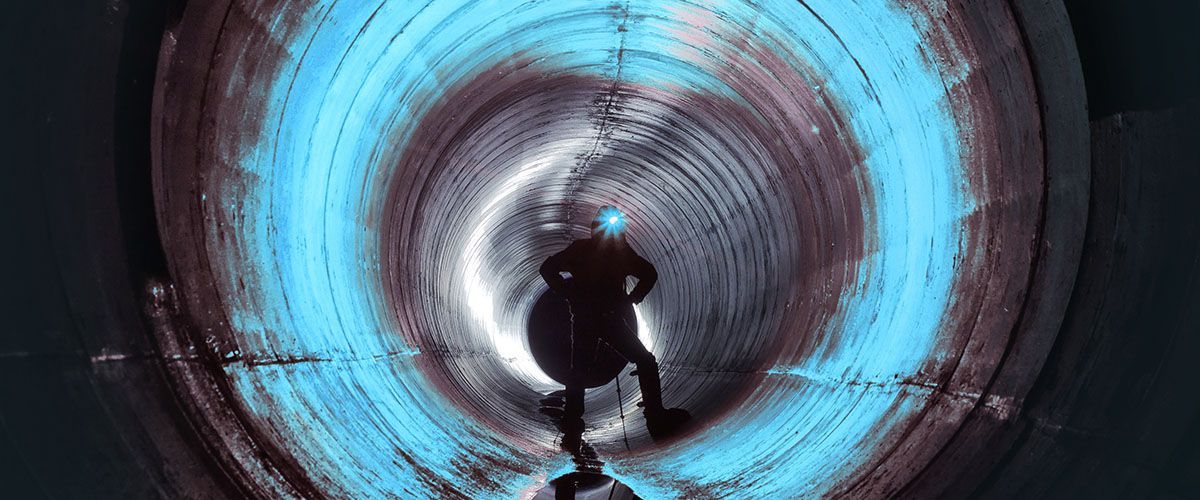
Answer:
[
  {"xmin": 317, "ymin": 1, "xmax": 392, "ymax": 364},
  {"xmin": 563, "ymin": 0, "xmax": 631, "ymax": 233}
]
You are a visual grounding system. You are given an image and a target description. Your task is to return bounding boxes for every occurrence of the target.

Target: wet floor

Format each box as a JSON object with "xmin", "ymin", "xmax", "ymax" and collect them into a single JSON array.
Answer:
[{"xmin": 537, "ymin": 391, "xmax": 640, "ymax": 499}]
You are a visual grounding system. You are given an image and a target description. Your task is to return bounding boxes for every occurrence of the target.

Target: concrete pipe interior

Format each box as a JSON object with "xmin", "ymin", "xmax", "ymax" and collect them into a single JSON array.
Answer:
[{"xmin": 152, "ymin": 0, "xmax": 1081, "ymax": 496}]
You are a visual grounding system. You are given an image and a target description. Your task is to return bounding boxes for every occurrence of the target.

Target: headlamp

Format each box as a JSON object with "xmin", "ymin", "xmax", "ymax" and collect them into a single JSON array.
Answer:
[{"xmin": 594, "ymin": 206, "xmax": 627, "ymax": 238}]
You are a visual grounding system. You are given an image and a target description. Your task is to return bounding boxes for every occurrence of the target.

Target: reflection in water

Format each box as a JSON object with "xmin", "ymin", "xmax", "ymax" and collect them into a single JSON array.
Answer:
[
  {"xmin": 536, "ymin": 391, "xmax": 639, "ymax": 499},
  {"xmin": 535, "ymin": 472, "xmax": 639, "ymax": 500},
  {"xmin": 539, "ymin": 391, "xmax": 604, "ymax": 472}
]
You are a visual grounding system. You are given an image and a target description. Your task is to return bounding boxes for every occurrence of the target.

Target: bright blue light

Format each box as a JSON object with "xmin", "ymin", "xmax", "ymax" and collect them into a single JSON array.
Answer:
[{"xmin": 594, "ymin": 206, "xmax": 628, "ymax": 238}]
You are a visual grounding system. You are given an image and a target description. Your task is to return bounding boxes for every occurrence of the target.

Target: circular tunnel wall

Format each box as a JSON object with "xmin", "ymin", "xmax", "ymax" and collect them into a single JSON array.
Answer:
[{"xmin": 151, "ymin": 0, "xmax": 1086, "ymax": 497}]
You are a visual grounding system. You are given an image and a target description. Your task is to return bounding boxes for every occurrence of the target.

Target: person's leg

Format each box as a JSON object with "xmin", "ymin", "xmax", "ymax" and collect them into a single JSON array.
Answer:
[
  {"xmin": 561, "ymin": 309, "xmax": 597, "ymax": 450},
  {"xmin": 564, "ymin": 313, "xmax": 598, "ymax": 420},
  {"xmin": 563, "ymin": 385, "xmax": 585, "ymax": 421},
  {"xmin": 599, "ymin": 314, "xmax": 664, "ymax": 412},
  {"xmin": 559, "ymin": 384, "xmax": 585, "ymax": 452},
  {"xmin": 597, "ymin": 311, "xmax": 689, "ymax": 439}
]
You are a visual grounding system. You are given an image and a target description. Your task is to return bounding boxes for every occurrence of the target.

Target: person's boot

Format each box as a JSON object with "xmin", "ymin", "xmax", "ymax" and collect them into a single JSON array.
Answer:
[
  {"xmin": 634, "ymin": 358, "xmax": 664, "ymax": 410},
  {"xmin": 634, "ymin": 360, "xmax": 691, "ymax": 439}
]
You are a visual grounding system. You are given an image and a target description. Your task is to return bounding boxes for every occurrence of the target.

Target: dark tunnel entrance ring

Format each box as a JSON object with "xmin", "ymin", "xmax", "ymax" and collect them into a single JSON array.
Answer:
[{"xmin": 526, "ymin": 285, "xmax": 635, "ymax": 389}]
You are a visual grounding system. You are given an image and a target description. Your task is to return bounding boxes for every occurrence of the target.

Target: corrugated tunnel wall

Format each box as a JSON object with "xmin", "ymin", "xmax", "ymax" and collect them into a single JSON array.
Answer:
[{"xmin": 4, "ymin": 0, "xmax": 1198, "ymax": 498}]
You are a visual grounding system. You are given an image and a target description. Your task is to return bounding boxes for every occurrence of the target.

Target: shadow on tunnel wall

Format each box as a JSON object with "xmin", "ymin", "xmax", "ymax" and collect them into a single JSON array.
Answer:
[{"xmin": 3, "ymin": 0, "xmax": 1198, "ymax": 497}]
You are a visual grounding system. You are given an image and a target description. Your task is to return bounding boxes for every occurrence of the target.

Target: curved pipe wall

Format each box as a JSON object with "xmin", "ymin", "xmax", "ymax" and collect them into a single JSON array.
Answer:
[
  {"xmin": 142, "ymin": 0, "xmax": 1099, "ymax": 494},
  {"xmin": 149, "ymin": 1, "xmax": 1086, "ymax": 497},
  {"xmin": 47, "ymin": 2, "xmax": 1200, "ymax": 500},
  {"xmin": 15, "ymin": 0, "xmax": 1200, "ymax": 498}
]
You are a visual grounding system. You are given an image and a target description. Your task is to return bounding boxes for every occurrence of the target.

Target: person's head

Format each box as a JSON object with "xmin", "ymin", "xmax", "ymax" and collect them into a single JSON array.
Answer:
[{"xmin": 590, "ymin": 205, "xmax": 628, "ymax": 241}]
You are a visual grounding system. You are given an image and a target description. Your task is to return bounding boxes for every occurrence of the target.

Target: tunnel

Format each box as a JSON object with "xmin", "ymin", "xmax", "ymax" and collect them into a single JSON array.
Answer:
[{"xmin": 6, "ymin": 0, "xmax": 1199, "ymax": 498}]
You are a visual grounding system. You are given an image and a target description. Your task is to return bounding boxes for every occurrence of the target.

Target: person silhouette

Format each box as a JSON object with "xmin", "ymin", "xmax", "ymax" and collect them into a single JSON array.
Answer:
[{"xmin": 539, "ymin": 205, "xmax": 689, "ymax": 441}]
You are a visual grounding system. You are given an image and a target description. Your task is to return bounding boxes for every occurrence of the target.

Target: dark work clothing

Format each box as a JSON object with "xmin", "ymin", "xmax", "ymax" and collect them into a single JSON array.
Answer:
[
  {"xmin": 540, "ymin": 237, "xmax": 662, "ymax": 418},
  {"xmin": 539, "ymin": 237, "xmax": 658, "ymax": 358},
  {"xmin": 563, "ymin": 306, "xmax": 662, "ymax": 419},
  {"xmin": 539, "ymin": 238, "xmax": 657, "ymax": 310},
  {"xmin": 570, "ymin": 309, "xmax": 654, "ymax": 367}
]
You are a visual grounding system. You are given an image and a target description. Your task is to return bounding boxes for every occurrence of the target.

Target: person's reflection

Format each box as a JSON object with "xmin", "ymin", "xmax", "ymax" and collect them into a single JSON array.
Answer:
[
  {"xmin": 545, "ymin": 472, "xmax": 638, "ymax": 500},
  {"xmin": 539, "ymin": 205, "xmax": 690, "ymax": 441}
]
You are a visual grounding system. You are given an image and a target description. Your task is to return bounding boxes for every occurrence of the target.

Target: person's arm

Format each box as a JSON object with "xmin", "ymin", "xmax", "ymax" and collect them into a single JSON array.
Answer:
[
  {"xmin": 539, "ymin": 247, "xmax": 573, "ymax": 297},
  {"xmin": 627, "ymin": 251, "xmax": 658, "ymax": 304}
]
